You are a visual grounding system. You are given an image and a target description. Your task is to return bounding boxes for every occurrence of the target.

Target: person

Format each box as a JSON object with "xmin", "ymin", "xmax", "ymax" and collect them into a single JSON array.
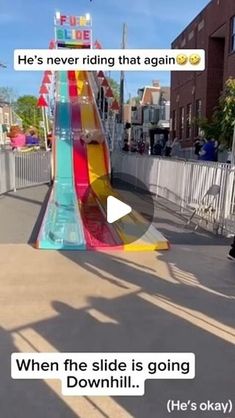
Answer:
[
  {"xmin": 153, "ymin": 140, "xmax": 163, "ymax": 156},
  {"xmin": 199, "ymin": 138, "xmax": 216, "ymax": 161},
  {"xmin": 25, "ymin": 127, "xmax": 40, "ymax": 147},
  {"xmin": 47, "ymin": 132, "xmax": 53, "ymax": 149},
  {"xmin": 81, "ymin": 129, "xmax": 104, "ymax": 144},
  {"xmin": 122, "ymin": 138, "xmax": 129, "ymax": 152},
  {"xmin": 130, "ymin": 138, "xmax": 137, "ymax": 152},
  {"xmin": 164, "ymin": 139, "xmax": 172, "ymax": 157},
  {"xmin": 227, "ymin": 148, "xmax": 232, "ymax": 164},
  {"xmin": 212, "ymin": 138, "xmax": 219, "ymax": 162},
  {"xmin": 194, "ymin": 137, "xmax": 202, "ymax": 158},
  {"xmin": 8, "ymin": 125, "xmax": 26, "ymax": 150},
  {"xmin": 171, "ymin": 137, "xmax": 181, "ymax": 157},
  {"xmin": 228, "ymin": 236, "xmax": 235, "ymax": 261}
]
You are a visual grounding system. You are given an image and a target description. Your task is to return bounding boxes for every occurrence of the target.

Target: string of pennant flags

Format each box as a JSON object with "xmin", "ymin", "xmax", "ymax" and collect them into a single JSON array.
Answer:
[
  {"xmin": 36, "ymin": 41, "xmax": 55, "ymax": 108},
  {"xmin": 36, "ymin": 40, "xmax": 120, "ymax": 113}
]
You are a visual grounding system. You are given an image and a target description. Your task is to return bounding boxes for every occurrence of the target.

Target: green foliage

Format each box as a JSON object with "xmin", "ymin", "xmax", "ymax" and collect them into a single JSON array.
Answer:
[
  {"xmin": 198, "ymin": 78, "xmax": 235, "ymax": 145},
  {"xmin": 14, "ymin": 95, "xmax": 42, "ymax": 131},
  {"xmin": 219, "ymin": 78, "xmax": 235, "ymax": 144},
  {"xmin": 107, "ymin": 78, "xmax": 120, "ymax": 101},
  {"xmin": 196, "ymin": 116, "xmax": 221, "ymax": 140}
]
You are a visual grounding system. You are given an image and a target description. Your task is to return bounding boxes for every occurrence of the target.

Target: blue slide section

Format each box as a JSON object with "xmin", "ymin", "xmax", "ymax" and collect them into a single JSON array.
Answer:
[{"xmin": 37, "ymin": 72, "xmax": 86, "ymax": 249}]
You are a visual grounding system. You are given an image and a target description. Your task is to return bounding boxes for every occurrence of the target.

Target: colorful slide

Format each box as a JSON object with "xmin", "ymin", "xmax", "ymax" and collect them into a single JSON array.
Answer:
[{"xmin": 37, "ymin": 69, "xmax": 168, "ymax": 251}]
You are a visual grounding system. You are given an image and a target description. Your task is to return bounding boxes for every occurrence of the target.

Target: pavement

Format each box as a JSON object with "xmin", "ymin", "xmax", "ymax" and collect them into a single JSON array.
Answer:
[{"xmin": 0, "ymin": 185, "xmax": 234, "ymax": 418}]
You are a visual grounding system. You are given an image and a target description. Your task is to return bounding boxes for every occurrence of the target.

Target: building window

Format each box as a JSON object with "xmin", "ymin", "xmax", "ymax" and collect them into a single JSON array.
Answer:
[
  {"xmin": 188, "ymin": 31, "xmax": 194, "ymax": 41},
  {"xmin": 186, "ymin": 104, "xmax": 192, "ymax": 138},
  {"xmin": 230, "ymin": 16, "xmax": 235, "ymax": 52},
  {"xmin": 172, "ymin": 110, "xmax": 177, "ymax": 139},
  {"xmin": 196, "ymin": 99, "xmax": 202, "ymax": 119},
  {"xmin": 179, "ymin": 107, "xmax": 185, "ymax": 139},
  {"xmin": 195, "ymin": 99, "xmax": 202, "ymax": 136},
  {"xmin": 3, "ymin": 112, "xmax": 9, "ymax": 125},
  {"xmin": 198, "ymin": 20, "xmax": 205, "ymax": 32}
]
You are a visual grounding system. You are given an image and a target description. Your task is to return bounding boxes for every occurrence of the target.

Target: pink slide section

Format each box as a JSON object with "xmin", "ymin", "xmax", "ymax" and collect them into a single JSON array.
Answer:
[{"xmin": 68, "ymin": 72, "xmax": 121, "ymax": 250}]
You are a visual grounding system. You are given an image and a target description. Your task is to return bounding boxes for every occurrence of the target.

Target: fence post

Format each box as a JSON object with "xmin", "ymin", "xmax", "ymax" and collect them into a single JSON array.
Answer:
[
  {"xmin": 221, "ymin": 166, "xmax": 235, "ymax": 235},
  {"xmin": 180, "ymin": 160, "xmax": 187, "ymax": 213},
  {"xmin": 12, "ymin": 152, "xmax": 16, "ymax": 192}
]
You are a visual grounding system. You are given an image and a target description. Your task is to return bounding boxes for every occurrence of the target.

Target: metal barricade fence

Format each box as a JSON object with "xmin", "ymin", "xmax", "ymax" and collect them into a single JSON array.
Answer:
[
  {"xmin": 14, "ymin": 151, "xmax": 51, "ymax": 190},
  {"xmin": 112, "ymin": 152, "xmax": 235, "ymax": 235},
  {"xmin": 0, "ymin": 150, "xmax": 51, "ymax": 194},
  {"xmin": 0, "ymin": 151, "xmax": 15, "ymax": 194}
]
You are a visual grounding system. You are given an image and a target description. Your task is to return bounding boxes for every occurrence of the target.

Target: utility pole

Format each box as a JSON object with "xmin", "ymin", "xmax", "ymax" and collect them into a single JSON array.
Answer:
[{"xmin": 119, "ymin": 23, "xmax": 127, "ymax": 124}]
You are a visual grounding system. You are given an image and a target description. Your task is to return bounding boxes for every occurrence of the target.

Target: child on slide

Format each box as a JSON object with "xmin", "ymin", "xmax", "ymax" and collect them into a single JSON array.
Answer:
[{"xmin": 80, "ymin": 129, "xmax": 104, "ymax": 144}]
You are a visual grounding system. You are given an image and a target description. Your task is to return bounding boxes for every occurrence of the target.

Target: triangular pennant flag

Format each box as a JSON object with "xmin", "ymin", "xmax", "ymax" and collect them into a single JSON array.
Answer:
[
  {"xmin": 111, "ymin": 99, "xmax": 120, "ymax": 111},
  {"xmin": 105, "ymin": 87, "xmax": 114, "ymax": 98},
  {"xmin": 39, "ymin": 84, "xmax": 49, "ymax": 94},
  {"xmin": 42, "ymin": 74, "xmax": 51, "ymax": 84},
  {"xmin": 94, "ymin": 40, "xmax": 102, "ymax": 49},
  {"xmin": 37, "ymin": 95, "xmax": 48, "ymax": 107},
  {"xmin": 97, "ymin": 70, "xmax": 105, "ymax": 78},
  {"xmin": 101, "ymin": 78, "xmax": 109, "ymax": 87},
  {"xmin": 49, "ymin": 40, "xmax": 56, "ymax": 49}
]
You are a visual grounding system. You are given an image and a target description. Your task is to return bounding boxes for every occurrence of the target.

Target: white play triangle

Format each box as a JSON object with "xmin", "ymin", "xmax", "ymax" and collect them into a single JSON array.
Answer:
[{"xmin": 107, "ymin": 196, "xmax": 132, "ymax": 224}]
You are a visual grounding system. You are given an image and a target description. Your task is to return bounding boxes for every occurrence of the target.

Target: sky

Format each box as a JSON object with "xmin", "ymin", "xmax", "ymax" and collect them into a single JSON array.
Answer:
[{"xmin": 0, "ymin": 0, "xmax": 209, "ymax": 99}]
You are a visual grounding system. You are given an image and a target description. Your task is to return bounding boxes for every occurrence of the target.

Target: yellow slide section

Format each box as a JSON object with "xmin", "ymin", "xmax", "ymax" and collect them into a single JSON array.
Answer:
[{"xmin": 78, "ymin": 71, "xmax": 169, "ymax": 251}]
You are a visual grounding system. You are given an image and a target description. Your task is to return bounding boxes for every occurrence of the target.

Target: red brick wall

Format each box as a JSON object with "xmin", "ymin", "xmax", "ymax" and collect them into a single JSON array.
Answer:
[{"xmin": 171, "ymin": 0, "xmax": 235, "ymax": 143}]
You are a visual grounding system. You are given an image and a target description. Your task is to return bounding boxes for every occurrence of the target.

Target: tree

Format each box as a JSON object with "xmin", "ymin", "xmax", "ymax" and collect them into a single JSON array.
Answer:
[
  {"xmin": 0, "ymin": 87, "xmax": 17, "ymax": 103},
  {"xmin": 107, "ymin": 78, "xmax": 120, "ymax": 101},
  {"xmin": 198, "ymin": 78, "xmax": 235, "ymax": 145},
  {"xmin": 218, "ymin": 78, "xmax": 235, "ymax": 144},
  {"xmin": 14, "ymin": 95, "xmax": 42, "ymax": 130}
]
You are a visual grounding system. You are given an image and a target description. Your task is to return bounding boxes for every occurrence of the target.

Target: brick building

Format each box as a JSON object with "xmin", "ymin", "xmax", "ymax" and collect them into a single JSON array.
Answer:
[
  {"xmin": 123, "ymin": 81, "xmax": 170, "ymax": 153},
  {"xmin": 171, "ymin": 0, "xmax": 235, "ymax": 145}
]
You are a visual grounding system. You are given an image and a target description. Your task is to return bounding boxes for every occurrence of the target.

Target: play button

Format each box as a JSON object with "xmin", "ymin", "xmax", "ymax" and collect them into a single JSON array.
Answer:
[
  {"xmin": 82, "ymin": 172, "xmax": 155, "ymax": 246},
  {"xmin": 107, "ymin": 196, "xmax": 132, "ymax": 224}
]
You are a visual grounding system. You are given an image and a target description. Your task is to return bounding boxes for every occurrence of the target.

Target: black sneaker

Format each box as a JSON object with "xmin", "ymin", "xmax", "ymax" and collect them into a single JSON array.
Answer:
[{"xmin": 227, "ymin": 252, "xmax": 235, "ymax": 261}]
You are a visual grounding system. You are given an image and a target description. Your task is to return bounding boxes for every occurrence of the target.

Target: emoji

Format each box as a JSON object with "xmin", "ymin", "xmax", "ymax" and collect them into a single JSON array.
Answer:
[
  {"xmin": 189, "ymin": 54, "xmax": 201, "ymax": 65},
  {"xmin": 176, "ymin": 54, "xmax": 188, "ymax": 65}
]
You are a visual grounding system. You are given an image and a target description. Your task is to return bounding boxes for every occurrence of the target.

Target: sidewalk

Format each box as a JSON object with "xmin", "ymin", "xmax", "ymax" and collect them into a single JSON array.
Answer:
[{"xmin": 0, "ymin": 185, "xmax": 234, "ymax": 418}]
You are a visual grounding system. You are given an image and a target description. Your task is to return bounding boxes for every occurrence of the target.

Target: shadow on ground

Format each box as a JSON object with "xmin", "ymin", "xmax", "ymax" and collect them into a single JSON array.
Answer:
[
  {"xmin": 1, "ymin": 185, "xmax": 234, "ymax": 417},
  {"xmin": 7, "ymin": 248, "xmax": 235, "ymax": 418}
]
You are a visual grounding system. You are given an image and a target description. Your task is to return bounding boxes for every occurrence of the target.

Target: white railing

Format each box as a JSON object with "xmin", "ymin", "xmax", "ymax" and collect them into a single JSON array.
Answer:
[
  {"xmin": 0, "ymin": 150, "xmax": 51, "ymax": 195},
  {"xmin": 14, "ymin": 151, "xmax": 51, "ymax": 190},
  {"xmin": 112, "ymin": 152, "xmax": 235, "ymax": 236},
  {"xmin": 0, "ymin": 151, "xmax": 15, "ymax": 194}
]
